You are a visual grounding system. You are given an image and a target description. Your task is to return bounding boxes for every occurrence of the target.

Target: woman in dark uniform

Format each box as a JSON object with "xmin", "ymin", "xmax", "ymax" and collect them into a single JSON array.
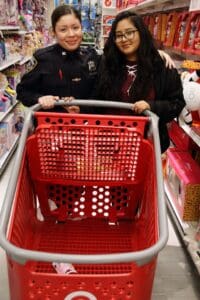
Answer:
[{"xmin": 16, "ymin": 4, "xmax": 100, "ymax": 113}]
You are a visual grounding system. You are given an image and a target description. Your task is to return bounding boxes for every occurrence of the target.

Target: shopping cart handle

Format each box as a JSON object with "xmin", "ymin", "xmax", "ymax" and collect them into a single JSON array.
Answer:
[
  {"xmin": 31, "ymin": 99, "xmax": 159, "ymax": 123},
  {"xmin": 32, "ymin": 99, "xmax": 159, "ymax": 122},
  {"xmin": 32, "ymin": 99, "xmax": 137, "ymax": 112}
]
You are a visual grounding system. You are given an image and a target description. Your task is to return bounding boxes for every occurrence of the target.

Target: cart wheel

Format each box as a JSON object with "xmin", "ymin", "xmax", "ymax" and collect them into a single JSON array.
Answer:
[{"xmin": 64, "ymin": 291, "xmax": 97, "ymax": 300}]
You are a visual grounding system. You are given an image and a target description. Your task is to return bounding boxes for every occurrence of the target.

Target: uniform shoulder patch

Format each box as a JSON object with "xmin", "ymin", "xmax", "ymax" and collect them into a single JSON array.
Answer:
[{"xmin": 25, "ymin": 56, "xmax": 38, "ymax": 74}]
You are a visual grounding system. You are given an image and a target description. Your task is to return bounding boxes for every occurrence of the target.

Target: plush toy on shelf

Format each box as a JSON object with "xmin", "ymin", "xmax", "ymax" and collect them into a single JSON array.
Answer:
[{"xmin": 180, "ymin": 69, "xmax": 200, "ymax": 124}]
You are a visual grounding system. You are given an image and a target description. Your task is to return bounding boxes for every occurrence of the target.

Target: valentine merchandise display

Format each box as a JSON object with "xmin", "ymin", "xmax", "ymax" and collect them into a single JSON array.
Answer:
[
  {"xmin": 173, "ymin": 11, "xmax": 189, "ymax": 51},
  {"xmin": 165, "ymin": 148, "xmax": 200, "ymax": 221},
  {"xmin": 115, "ymin": 0, "xmax": 200, "ymax": 276},
  {"xmin": 183, "ymin": 11, "xmax": 200, "ymax": 56},
  {"xmin": 164, "ymin": 12, "xmax": 179, "ymax": 47}
]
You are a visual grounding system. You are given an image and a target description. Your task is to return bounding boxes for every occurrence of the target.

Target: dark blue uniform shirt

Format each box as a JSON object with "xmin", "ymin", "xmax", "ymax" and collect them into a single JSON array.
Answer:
[{"xmin": 16, "ymin": 43, "xmax": 101, "ymax": 113}]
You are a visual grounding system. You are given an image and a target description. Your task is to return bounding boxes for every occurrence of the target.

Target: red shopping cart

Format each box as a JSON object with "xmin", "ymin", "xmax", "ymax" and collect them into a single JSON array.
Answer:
[{"xmin": 0, "ymin": 100, "xmax": 168, "ymax": 300}]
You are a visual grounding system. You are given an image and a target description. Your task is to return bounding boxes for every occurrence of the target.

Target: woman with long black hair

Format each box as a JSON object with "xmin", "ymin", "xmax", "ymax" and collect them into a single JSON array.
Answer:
[{"xmin": 95, "ymin": 10, "xmax": 185, "ymax": 152}]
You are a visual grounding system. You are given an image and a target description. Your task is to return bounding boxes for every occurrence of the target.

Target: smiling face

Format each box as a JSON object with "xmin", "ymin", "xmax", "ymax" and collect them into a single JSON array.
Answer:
[
  {"xmin": 54, "ymin": 13, "xmax": 83, "ymax": 51},
  {"xmin": 115, "ymin": 18, "xmax": 140, "ymax": 61}
]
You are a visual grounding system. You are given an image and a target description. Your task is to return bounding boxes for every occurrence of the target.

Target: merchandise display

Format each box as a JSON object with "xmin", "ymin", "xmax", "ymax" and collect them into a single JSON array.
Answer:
[
  {"xmin": 54, "ymin": 0, "xmax": 101, "ymax": 45},
  {"xmin": 133, "ymin": 0, "xmax": 200, "ymax": 276},
  {"xmin": 165, "ymin": 147, "xmax": 200, "ymax": 221},
  {"xmin": 0, "ymin": 1, "xmax": 200, "ymax": 299},
  {"xmin": 0, "ymin": 0, "xmax": 51, "ymax": 174}
]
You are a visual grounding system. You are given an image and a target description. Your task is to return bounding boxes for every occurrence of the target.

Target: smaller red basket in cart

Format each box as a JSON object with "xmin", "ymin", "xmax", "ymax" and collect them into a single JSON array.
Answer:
[{"xmin": 0, "ymin": 100, "xmax": 168, "ymax": 300}]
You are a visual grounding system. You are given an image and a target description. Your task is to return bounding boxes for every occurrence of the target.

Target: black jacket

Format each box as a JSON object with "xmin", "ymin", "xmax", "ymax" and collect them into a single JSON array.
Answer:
[
  {"xmin": 148, "ymin": 66, "xmax": 185, "ymax": 152},
  {"xmin": 16, "ymin": 43, "xmax": 100, "ymax": 113},
  {"xmin": 94, "ymin": 60, "xmax": 185, "ymax": 153}
]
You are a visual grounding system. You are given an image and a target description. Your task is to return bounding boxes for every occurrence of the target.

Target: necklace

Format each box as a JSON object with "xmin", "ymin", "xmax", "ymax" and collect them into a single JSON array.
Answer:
[
  {"xmin": 126, "ymin": 64, "xmax": 137, "ymax": 77},
  {"xmin": 126, "ymin": 64, "xmax": 137, "ymax": 96}
]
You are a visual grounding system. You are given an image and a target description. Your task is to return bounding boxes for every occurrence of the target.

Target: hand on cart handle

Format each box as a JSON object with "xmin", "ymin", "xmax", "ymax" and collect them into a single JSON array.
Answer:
[
  {"xmin": 132, "ymin": 101, "xmax": 151, "ymax": 115},
  {"xmin": 38, "ymin": 96, "xmax": 80, "ymax": 113},
  {"xmin": 38, "ymin": 95, "xmax": 59, "ymax": 109},
  {"xmin": 62, "ymin": 96, "xmax": 80, "ymax": 114}
]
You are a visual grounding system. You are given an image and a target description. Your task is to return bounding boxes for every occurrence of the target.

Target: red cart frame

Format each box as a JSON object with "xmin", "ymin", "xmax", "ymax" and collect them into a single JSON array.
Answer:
[{"xmin": 0, "ymin": 100, "xmax": 168, "ymax": 300}]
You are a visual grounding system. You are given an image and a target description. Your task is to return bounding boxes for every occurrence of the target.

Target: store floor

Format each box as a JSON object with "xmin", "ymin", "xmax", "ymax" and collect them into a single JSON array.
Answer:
[{"xmin": 0, "ymin": 158, "xmax": 200, "ymax": 300}]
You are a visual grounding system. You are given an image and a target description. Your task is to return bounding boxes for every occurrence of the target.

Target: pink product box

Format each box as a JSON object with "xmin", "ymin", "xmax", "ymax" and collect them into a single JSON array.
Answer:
[{"xmin": 165, "ymin": 148, "xmax": 200, "ymax": 221}]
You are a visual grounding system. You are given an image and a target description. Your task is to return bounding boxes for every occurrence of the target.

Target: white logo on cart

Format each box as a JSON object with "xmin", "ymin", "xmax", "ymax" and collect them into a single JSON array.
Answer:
[{"xmin": 64, "ymin": 291, "xmax": 97, "ymax": 300}]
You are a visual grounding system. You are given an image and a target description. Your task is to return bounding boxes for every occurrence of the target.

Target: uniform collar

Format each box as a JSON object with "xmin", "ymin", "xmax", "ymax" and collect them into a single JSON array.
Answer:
[{"xmin": 55, "ymin": 43, "xmax": 81, "ymax": 58}]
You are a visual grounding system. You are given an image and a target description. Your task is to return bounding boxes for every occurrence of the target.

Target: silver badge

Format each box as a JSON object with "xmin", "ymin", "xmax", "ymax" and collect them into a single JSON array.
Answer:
[
  {"xmin": 25, "ymin": 56, "xmax": 38, "ymax": 73},
  {"xmin": 88, "ymin": 60, "xmax": 96, "ymax": 72}
]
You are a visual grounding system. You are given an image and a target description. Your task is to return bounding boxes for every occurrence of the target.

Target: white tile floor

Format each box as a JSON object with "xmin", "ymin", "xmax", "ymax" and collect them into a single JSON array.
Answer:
[{"xmin": 0, "ymin": 157, "xmax": 200, "ymax": 300}]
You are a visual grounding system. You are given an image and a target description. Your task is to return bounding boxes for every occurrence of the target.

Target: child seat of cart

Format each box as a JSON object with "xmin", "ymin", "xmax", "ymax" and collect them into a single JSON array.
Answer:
[{"xmin": 24, "ymin": 111, "xmax": 156, "ymax": 225}]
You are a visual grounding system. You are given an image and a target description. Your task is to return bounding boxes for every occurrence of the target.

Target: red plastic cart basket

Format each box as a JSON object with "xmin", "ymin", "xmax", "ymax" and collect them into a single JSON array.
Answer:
[{"xmin": 0, "ymin": 100, "xmax": 168, "ymax": 300}]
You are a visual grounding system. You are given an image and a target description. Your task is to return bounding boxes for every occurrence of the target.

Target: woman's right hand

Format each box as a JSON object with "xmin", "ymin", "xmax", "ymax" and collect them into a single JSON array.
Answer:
[{"xmin": 38, "ymin": 95, "xmax": 59, "ymax": 109}]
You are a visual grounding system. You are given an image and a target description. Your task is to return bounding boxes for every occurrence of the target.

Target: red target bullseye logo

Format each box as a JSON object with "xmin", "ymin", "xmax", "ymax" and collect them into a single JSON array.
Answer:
[
  {"xmin": 64, "ymin": 291, "xmax": 97, "ymax": 300},
  {"xmin": 104, "ymin": 0, "xmax": 112, "ymax": 7}
]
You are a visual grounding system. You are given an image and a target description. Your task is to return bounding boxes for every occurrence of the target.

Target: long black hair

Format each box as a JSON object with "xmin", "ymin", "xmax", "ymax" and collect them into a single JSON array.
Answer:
[{"xmin": 97, "ymin": 11, "xmax": 164, "ymax": 100}]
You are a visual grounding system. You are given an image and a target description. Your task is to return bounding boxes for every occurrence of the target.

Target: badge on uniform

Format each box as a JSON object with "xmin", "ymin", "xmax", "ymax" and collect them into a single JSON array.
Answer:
[
  {"xmin": 88, "ymin": 60, "xmax": 96, "ymax": 72},
  {"xmin": 25, "ymin": 56, "xmax": 38, "ymax": 74}
]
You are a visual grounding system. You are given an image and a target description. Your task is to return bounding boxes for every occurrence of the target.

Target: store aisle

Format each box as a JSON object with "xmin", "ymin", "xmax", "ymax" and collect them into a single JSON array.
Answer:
[
  {"xmin": 152, "ymin": 221, "xmax": 200, "ymax": 300},
  {"xmin": 0, "ymin": 158, "xmax": 200, "ymax": 300}
]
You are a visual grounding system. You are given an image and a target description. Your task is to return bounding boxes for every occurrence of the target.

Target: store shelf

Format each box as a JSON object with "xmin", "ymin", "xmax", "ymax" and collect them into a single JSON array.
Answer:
[
  {"xmin": 179, "ymin": 119, "xmax": 200, "ymax": 148},
  {"xmin": 165, "ymin": 46, "xmax": 200, "ymax": 63},
  {"xmin": 103, "ymin": 7, "xmax": 116, "ymax": 12},
  {"xmin": 2, "ymin": 30, "xmax": 34, "ymax": 35},
  {"xmin": 18, "ymin": 56, "xmax": 32, "ymax": 65},
  {"xmin": 0, "ymin": 54, "xmax": 30, "ymax": 69},
  {"xmin": 0, "ymin": 101, "xmax": 18, "ymax": 122},
  {"xmin": 0, "ymin": 56, "xmax": 21, "ymax": 71},
  {"xmin": 120, "ymin": 0, "xmax": 190, "ymax": 14},
  {"xmin": 0, "ymin": 25, "xmax": 20, "ymax": 31},
  {"xmin": 0, "ymin": 135, "xmax": 19, "ymax": 176},
  {"xmin": 165, "ymin": 181, "xmax": 200, "ymax": 275}
]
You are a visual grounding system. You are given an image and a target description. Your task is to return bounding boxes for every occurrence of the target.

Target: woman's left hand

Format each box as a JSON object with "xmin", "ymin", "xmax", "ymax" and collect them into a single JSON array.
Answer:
[
  {"xmin": 132, "ymin": 101, "xmax": 150, "ymax": 114},
  {"xmin": 63, "ymin": 96, "xmax": 80, "ymax": 113},
  {"xmin": 158, "ymin": 50, "xmax": 175, "ymax": 69}
]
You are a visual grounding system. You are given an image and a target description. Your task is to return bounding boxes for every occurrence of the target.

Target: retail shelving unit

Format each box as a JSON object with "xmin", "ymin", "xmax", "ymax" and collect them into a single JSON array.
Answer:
[
  {"xmin": 0, "ymin": 56, "xmax": 21, "ymax": 71},
  {"xmin": 101, "ymin": 1, "xmax": 117, "ymax": 48},
  {"xmin": 165, "ymin": 182, "xmax": 200, "ymax": 276},
  {"xmin": 0, "ymin": 135, "xmax": 19, "ymax": 176},
  {"xmin": 118, "ymin": 0, "xmax": 200, "ymax": 276},
  {"xmin": 123, "ymin": 0, "xmax": 190, "ymax": 14},
  {"xmin": 0, "ymin": 26, "xmax": 31, "ymax": 175},
  {"xmin": 0, "ymin": 0, "xmax": 50, "ymax": 175}
]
